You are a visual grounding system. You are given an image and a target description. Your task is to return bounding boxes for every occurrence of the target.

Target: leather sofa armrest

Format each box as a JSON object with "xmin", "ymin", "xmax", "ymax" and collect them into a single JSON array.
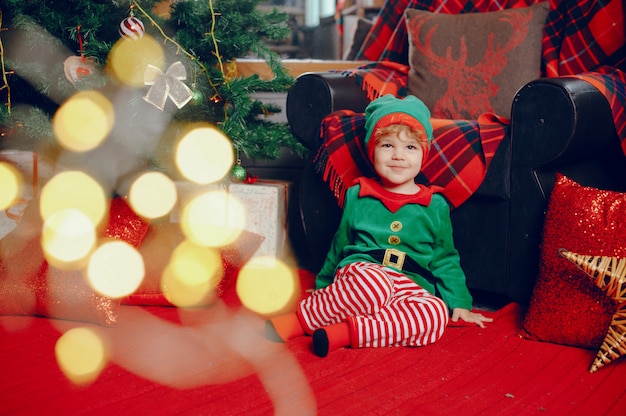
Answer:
[
  {"xmin": 511, "ymin": 77, "xmax": 618, "ymax": 176},
  {"xmin": 286, "ymin": 72, "xmax": 371, "ymax": 149},
  {"xmin": 507, "ymin": 76, "xmax": 626, "ymax": 302}
]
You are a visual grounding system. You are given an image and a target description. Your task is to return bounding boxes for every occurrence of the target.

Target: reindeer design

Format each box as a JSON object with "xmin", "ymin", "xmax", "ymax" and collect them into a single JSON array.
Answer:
[{"xmin": 407, "ymin": 12, "xmax": 533, "ymax": 119}]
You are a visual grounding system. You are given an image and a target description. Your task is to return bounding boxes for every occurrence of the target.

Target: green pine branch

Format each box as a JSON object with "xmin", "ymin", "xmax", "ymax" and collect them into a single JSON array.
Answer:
[{"xmin": 0, "ymin": 0, "xmax": 308, "ymax": 161}]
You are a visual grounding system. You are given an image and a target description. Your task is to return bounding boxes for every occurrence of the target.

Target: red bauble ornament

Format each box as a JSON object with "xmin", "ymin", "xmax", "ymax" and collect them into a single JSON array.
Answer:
[{"xmin": 119, "ymin": 16, "xmax": 145, "ymax": 40}]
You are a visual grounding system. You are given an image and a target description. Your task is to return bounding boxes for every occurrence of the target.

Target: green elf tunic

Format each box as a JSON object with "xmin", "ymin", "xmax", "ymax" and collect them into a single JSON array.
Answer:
[{"xmin": 316, "ymin": 177, "xmax": 473, "ymax": 312}]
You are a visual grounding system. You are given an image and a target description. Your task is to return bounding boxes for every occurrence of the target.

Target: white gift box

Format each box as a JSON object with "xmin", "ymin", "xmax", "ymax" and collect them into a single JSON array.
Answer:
[
  {"xmin": 228, "ymin": 180, "xmax": 291, "ymax": 260},
  {"xmin": 170, "ymin": 180, "xmax": 291, "ymax": 260}
]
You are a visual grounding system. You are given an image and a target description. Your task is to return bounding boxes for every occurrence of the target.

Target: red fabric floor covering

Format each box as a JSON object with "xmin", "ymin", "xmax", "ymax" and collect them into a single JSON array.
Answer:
[{"xmin": 1, "ymin": 270, "xmax": 626, "ymax": 415}]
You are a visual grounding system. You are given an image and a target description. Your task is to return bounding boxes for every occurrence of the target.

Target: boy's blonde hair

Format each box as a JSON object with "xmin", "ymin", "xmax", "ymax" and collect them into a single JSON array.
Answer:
[{"xmin": 373, "ymin": 123, "xmax": 429, "ymax": 150}]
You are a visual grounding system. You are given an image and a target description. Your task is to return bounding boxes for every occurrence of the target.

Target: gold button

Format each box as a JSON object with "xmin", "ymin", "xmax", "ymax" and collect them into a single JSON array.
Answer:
[
  {"xmin": 388, "ymin": 235, "xmax": 401, "ymax": 245},
  {"xmin": 390, "ymin": 221, "xmax": 403, "ymax": 232}
]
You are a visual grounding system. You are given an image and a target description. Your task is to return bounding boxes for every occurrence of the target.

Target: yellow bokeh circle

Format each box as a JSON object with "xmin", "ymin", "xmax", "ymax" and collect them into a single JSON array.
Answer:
[
  {"xmin": 41, "ymin": 208, "xmax": 97, "ymax": 270},
  {"xmin": 161, "ymin": 240, "xmax": 224, "ymax": 307},
  {"xmin": 87, "ymin": 241, "xmax": 145, "ymax": 298},
  {"xmin": 175, "ymin": 124, "xmax": 234, "ymax": 184},
  {"xmin": 180, "ymin": 190, "xmax": 245, "ymax": 247},
  {"xmin": 53, "ymin": 90, "xmax": 114, "ymax": 152},
  {"xmin": 129, "ymin": 171, "xmax": 177, "ymax": 219},
  {"xmin": 107, "ymin": 35, "xmax": 165, "ymax": 87},
  {"xmin": 55, "ymin": 327, "xmax": 107, "ymax": 385},
  {"xmin": 236, "ymin": 257, "xmax": 299, "ymax": 316},
  {"xmin": 40, "ymin": 170, "xmax": 107, "ymax": 227},
  {"xmin": 0, "ymin": 162, "xmax": 23, "ymax": 210}
]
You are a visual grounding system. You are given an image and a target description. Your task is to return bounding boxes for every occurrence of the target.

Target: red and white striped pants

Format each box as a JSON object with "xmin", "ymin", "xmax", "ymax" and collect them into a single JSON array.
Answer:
[{"xmin": 297, "ymin": 262, "xmax": 449, "ymax": 348}]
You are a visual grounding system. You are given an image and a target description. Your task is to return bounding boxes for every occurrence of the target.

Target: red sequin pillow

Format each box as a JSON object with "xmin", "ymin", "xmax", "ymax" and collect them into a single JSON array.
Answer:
[
  {"xmin": 521, "ymin": 174, "xmax": 623, "ymax": 349},
  {"xmin": 123, "ymin": 223, "xmax": 264, "ymax": 307}
]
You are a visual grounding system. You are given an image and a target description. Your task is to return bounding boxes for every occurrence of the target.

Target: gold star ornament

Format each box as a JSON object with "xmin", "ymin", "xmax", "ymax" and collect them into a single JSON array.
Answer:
[{"xmin": 559, "ymin": 249, "xmax": 626, "ymax": 373}]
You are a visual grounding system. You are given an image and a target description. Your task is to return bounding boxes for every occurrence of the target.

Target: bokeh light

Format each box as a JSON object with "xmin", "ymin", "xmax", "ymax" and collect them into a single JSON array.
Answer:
[
  {"xmin": 0, "ymin": 162, "xmax": 23, "ymax": 210},
  {"xmin": 55, "ymin": 327, "xmax": 107, "ymax": 385},
  {"xmin": 180, "ymin": 189, "xmax": 245, "ymax": 247},
  {"xmin": 236, "ymin": 257, "xmax": 299, "ymax": 316},
  {"xmin": 175, "ymin": 124, "xmax": 234, "ymax": 184},
  {"xmin": 107, "ymin": 34, "xmax": 165, "ymax": 87},
  {"xmin": 161, "ymin": 240, "xmax": 224, "ymax": 307},
  {"xmin": 41, "ymin": 208, "xmax": 96, "ymax": 270},
  {"xmin": 52, "ymin": 90, "xmax": 114, "ymax": 152},
  {"xmin": 129, "ymin": 171, "xmax": 177, "ymax": 219},
  {"xmin": 87, "ymin": 241, "xmax": 145, "ymax": 298},
  {"xmin": 40, "ymin": 170, "xmax": 107, "ymax": 227}
]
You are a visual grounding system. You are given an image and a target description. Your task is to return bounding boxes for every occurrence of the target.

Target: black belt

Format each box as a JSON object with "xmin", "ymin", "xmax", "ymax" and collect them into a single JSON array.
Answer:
[{"xmin": 368, "ymin": 248, "xmax": 436, "ymax": 284}]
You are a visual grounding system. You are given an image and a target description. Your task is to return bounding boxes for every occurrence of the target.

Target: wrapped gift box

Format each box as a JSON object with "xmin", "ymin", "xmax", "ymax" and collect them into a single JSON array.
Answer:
[
  {"xmin": 229, "ymin": 180, "xmax": 291, "ymax": 260},
  {"xmin": 0, "ymin": 150, "xmax": 55, "ymax": 239},
  {"xmin": 170, "ymin": 180, "xmax": 291, "ymax": 260}
]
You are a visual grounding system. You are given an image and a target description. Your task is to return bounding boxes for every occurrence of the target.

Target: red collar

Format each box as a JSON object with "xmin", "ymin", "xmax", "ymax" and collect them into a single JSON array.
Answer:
[{"xmin": 356, "ymin": 177, "xmax": 443, "ymax": 212}]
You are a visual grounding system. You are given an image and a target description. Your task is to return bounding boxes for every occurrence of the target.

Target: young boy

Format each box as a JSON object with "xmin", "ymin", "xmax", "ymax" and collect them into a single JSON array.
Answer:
[{"xmin": 267, "ymin": 94, "xmax": 492, "ymax": 357}]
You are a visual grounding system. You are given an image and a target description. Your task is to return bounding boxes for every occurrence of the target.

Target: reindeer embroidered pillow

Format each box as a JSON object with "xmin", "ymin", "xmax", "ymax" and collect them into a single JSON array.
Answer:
[{"xmin": 405, "ymin": 3, "xmax": 549, "ymax": 120}]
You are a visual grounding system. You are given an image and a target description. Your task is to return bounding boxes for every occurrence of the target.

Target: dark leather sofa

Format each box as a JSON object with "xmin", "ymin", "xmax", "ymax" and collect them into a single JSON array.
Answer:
[{"xmin": 286, "ymin": 73, "xmax": 626, "ymax": 305}]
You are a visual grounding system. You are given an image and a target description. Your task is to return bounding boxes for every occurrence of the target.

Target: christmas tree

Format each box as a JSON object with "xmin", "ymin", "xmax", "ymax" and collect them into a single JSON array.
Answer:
[{"xmin": 0, "ymin": 0, "xmax": 307, "ymax": 168}]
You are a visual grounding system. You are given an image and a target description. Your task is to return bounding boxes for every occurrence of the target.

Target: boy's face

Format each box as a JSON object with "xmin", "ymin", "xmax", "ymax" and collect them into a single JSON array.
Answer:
[{"xmin": 373, "ymin": 129, "xmax": 424, "ymax": 193}]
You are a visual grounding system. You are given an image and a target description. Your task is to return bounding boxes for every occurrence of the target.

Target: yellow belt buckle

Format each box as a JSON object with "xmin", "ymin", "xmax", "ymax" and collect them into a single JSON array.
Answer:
[{"xmin": 383, "ymin": 248, "xmax": 406, "ymax": 270}]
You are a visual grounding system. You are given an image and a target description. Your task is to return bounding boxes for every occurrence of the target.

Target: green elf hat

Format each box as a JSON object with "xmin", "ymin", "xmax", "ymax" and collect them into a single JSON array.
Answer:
[{"xmin": 364, "ymin": 94, "xmax": 433, "ymax": 162}]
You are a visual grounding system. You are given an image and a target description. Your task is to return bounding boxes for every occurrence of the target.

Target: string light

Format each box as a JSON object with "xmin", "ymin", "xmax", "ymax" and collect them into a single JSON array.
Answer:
[{"xmin": 0, "ymin": 10, "xmax": 12, "ymax": 115}]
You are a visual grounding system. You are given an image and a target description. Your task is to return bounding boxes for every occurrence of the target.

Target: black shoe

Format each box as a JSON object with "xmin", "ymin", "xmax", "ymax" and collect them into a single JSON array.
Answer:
[{"xmin": 312, "ymin": 328, "xmax": 329, "ymax": 357}]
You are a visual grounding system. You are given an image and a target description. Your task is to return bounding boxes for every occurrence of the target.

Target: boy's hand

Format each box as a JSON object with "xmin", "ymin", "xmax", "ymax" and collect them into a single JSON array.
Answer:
[{"xmin": 451, "ymin": 308, "xmax": 493, "ymax": 328}]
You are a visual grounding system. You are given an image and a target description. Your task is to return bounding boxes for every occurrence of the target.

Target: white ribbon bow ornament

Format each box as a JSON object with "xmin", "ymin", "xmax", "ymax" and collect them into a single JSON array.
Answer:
[{"xmin": 143, "ymin": 61, "xmax": 194, "ymax": 111}]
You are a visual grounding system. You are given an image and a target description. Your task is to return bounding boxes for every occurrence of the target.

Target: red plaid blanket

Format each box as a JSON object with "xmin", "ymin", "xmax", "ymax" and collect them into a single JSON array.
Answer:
[
  {"xmin": 356, "ymin": 0, "xmax": 625, "ymax": 76},
  {"xmin": 314, "ymin": 111, "xmax": 509, "ymax": 208},
  {"xmin": 315, "ymin": 0, "xmax": 625, "ymax": 208}
]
